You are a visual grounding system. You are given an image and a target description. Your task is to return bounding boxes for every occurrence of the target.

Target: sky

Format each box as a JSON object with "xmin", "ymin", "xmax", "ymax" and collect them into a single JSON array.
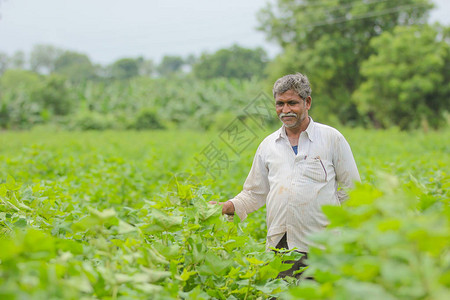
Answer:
[{"xmin": 0, "ymin": 0, "xmax": 449, "ymax": 65}]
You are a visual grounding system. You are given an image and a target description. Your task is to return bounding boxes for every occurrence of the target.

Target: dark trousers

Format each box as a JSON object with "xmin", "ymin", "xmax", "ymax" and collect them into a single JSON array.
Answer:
[{"xmin": 275, "ymin": 233, "xmax": 308, "ymax": 279}]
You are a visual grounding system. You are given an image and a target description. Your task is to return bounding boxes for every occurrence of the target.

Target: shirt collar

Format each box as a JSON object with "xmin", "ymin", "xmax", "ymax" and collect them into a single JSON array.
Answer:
[{"xmin": 276, "ymin": 117, "xmax": 315, "ymax": 142}]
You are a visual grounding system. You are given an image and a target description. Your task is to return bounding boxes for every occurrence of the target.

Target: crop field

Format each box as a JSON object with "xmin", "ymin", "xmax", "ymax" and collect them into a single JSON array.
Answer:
[{"xmin": 0, "ymin": 127, "xmax": 449, "ymax": 299}]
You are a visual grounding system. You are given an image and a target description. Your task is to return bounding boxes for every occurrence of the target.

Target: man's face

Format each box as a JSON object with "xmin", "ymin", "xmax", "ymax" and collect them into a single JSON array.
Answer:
[{"xmin": 275, "ymin": 90, "xmax": 311, "ymax": 129}]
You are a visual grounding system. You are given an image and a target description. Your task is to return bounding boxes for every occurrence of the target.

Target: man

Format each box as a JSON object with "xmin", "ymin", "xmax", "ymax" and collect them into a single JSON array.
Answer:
[{"xmin": 212, "ymin": 73, "xmax": 360, "ymax": 277}]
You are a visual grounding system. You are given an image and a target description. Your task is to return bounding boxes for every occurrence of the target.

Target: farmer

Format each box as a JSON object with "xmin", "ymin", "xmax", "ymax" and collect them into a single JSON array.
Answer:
[{"xmin": 211, "ymin": 73, "xmax": 360, "ymax": 278}]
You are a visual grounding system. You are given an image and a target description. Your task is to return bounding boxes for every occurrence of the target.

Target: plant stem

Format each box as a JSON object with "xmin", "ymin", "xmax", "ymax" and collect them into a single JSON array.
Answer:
[{"xmin": 244, "ymin": 275, "xmax": 252, "ymax": 300}]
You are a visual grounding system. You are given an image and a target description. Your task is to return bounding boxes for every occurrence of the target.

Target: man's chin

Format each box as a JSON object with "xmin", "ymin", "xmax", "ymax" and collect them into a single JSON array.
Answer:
[{"xmin": 282, "ymin": 121, "xmax": 298, "ymax": 128}]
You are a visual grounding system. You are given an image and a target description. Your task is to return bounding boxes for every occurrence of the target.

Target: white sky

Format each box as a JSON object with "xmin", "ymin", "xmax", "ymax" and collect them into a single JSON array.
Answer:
[{"xmin": 0, "ymin": 0, "xmax": 448, "ymax": 65}]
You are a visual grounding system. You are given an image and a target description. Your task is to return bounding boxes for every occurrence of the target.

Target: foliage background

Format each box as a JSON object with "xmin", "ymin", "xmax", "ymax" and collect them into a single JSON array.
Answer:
[{"xmin": 1, "ymin": 0, "xmax": 449, "ymax": 131}]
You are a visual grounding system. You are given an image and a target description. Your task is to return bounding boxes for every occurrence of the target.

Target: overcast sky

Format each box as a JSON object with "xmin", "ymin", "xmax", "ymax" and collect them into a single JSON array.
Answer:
[{"xmin": 0, "ymin": 0, "xmax": 448, "ymax": 65}]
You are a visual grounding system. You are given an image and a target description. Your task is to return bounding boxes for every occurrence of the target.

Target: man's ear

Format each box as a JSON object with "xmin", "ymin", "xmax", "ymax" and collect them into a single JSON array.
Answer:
[{"xmin": 305, "ymin": 96, "xmax": 312, "ymax": 109}]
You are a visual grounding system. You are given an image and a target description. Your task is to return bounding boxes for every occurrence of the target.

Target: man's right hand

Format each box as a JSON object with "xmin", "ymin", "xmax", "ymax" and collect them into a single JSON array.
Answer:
[{"xmin": 208, "ymin": 200, "xmax": 235, "ymax": 215}]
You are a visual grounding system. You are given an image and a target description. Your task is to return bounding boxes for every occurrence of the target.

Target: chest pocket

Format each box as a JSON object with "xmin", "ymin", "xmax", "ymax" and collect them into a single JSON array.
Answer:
[{"xmin": 301, "ymin": 157, "xmax": 328, "ymax": 183}]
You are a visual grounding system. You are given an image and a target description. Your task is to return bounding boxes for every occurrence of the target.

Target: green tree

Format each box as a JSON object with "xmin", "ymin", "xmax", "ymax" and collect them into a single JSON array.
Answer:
[
  {"xmin": 258, "ymin": 0, "xmax": 434, "ymax": 125},
  {"xmin": 33, "ymin": 74, "xmax": 72, "ymax": 116},
  {"xmin": 0, "ymin": 51, "xmax": 26, "ymax": 74},
  {"xmin": 193, "ymin": 45, "xmax": 267, "ymax": 80},
  {"xmin": 111, "ymin": 58, "xmax": 139, "ymax": 80},
  {"xmin": 136, "ymin": 56, "xmax": 155, "ymax": 77},
  {"xmin": 30, "ymin": 44, "xmax": 63, "ymax": 74},
  {"xmin": 157, "ymin": 55, "xmax": 184, "ymax": 77},
  {"xmin": 353, "ymin": 24, "xmax": 450, "ymax": 129},
  {"xmin": 185, "ymin": 54, "xmax": 197, "ymax": 66},
  {"xmin": 10, "ymin": 51, "xmax": 26, "ymax": 69},
  {"xmin": 132, "ymin": 107, "xmax": 165, "ymax": 130},
  {"xmin": 0, "ymin": 69, "xmax": 41, "ymax": 90},
  {"xmin": 54, "ymin": 51, "xmax": 96, "ymax": 82},
  {"xmin": 0, "ymin": 69, "xmax": 43, "ymax": 128}
]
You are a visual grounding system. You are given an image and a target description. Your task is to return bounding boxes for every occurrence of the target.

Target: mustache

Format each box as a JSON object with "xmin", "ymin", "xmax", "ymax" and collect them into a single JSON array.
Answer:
[{"xmin": 279, "ymin": 113, "xmax": 297, "ymax": 118}]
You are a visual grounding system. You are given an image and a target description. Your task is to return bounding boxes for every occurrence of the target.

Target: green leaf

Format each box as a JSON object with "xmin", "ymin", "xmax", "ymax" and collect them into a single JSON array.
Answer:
[
  {"xmin": 6, "ymin": 175, "xmax": 21, "ymax": 191},
  {"xmin": 118, "ymin": 220, "xmax": 137, "ymax": 234},
  {"xmin": 87, "ymin": 207, "xmax": 116, "ymax": 220},
  {"xmin": 180, "ymin": 269, "xmax": 197, "ymax": 281},
  {"xmin": 13, "ymin": 218, "xmax": 27, "ymax": 228},
  {"xmin": 246, "ymin": 257, "xmax": 265, "ymax": 265},
  {"xmin": 142, "ymin": 208, "xmax": 183, "ymax": 233}
]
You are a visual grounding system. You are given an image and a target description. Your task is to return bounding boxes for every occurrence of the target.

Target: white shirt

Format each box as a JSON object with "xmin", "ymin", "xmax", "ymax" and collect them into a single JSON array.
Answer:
[{"xmin": 230, "ymin": 118, "xmax": 360, "ymax": 252}]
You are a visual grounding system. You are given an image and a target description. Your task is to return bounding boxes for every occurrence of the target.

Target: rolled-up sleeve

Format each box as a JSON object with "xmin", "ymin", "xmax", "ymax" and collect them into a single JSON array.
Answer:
[
  {"xmin": 230, "ymin": 145, "xmax": 270, "ymax": 221},
  {"xmin": 334, "ymin": 135, "xmax": 360, "ymax": 202}
]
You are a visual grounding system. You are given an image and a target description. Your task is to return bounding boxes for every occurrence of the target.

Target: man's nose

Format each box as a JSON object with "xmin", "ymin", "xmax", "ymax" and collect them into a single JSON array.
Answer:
[{"xmin": 282, "ymin": 104, "xmax": 291, "ymax": 113}]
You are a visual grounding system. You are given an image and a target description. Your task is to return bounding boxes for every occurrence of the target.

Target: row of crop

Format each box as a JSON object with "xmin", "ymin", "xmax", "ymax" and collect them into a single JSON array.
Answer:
[
  {"xmin": 0, "ymin": 172, "xmax": 300, "ymax": 299},
  {"xmin": 1, "ymin": 172, "xmax": 448, "ymax": 299},
  {"xmin": 0, "ymin": 129, "xmax": 449, "ymax": 299},
  {"xmin": 0, "ymin": 130, "xmax": 286, "ymax": 298}
]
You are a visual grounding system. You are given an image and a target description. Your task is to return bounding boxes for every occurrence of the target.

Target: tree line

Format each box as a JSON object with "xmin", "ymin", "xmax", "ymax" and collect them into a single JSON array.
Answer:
[
  {"xmin": 0, "ymin": 44, "xmax": 268, "ymax": 81},
  {"xmin": 0, "ymin": 0, "xmax": 449, "ymax": 130}
]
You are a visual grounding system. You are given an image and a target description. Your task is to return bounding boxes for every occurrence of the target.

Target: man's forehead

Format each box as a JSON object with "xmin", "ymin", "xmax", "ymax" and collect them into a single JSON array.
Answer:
[{"xmin": 275, "ymin": 90, "xmax": 301, "ymax": 100}]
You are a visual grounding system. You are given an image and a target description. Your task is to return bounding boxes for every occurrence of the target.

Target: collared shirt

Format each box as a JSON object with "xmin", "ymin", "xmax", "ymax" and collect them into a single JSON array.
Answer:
[{"xmin": 230, "ymin": 118, "xmax": 360, "ymax": 252}]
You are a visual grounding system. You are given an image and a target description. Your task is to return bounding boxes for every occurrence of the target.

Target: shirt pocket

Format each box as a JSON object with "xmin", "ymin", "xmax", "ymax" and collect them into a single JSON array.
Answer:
[{"xmin": 302, "ymin": 157, "xmax": 328, "ymax": 183}]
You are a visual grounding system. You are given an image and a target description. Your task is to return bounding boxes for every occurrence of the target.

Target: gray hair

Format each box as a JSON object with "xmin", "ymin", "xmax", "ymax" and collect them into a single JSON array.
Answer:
[{"xmin": 272, "ymin": 73, "xmax": 312, "ymax": 99}]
